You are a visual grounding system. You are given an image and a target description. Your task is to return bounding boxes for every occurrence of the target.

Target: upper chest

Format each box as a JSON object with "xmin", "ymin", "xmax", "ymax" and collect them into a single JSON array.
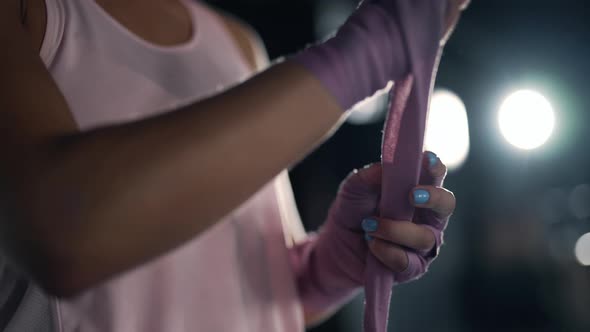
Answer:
[
  {"xmin": 25, "ymin": 0, "xmax": 198, "ymax": 52},
  {"xmin": 31, "ymin": 0, "xmax": 254, "ymax": 130}
]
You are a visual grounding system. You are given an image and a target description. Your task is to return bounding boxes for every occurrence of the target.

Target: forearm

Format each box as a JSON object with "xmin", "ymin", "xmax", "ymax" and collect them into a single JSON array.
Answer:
[{"xmin": 5, "ymin": 62, "xmax": 343, "ymax": 296}]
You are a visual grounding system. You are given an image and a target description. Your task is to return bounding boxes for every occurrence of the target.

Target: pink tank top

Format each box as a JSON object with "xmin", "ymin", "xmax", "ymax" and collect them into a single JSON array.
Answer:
[{"xmin": 38, "ymin": 1, "xmax": 304, "ymax": 331}]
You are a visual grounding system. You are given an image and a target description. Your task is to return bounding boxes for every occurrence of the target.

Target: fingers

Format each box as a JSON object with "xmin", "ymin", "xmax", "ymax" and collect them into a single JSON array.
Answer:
[
  {"xmin": 366, "ymin": 237, "xmax": 409, "ymax": 273},
  {"xmin": 421, "ymin": 151, "xmax": 447, "ymax": 187},
  {"xmin": 362, "ymin": 218, "xmax": 435, "ymax": 252},
  {"xmin": 395, "ymin": 252, "xmax": 428, "ymax": 283},
  {"xmin": 411, "ymin": 185, "xmax": 456, "ymax": 219},
  {"xmin": 363, "ymin": 222, "xmax": 440, "ymax": 275},
  {"xmin": 365, "ymin": 234, "xmax": 433, "ymax": 276}
]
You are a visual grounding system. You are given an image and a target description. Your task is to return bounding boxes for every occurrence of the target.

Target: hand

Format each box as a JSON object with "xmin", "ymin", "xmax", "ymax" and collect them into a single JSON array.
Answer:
[
  {"xmin": 361, "ymin": 152, "xmax": 455, "ymax": 282},
  {"xmin": 325, "ymin": 151, "xmax": 455, "ymax": 284},
  {"xmin": 290, "ymin": 151, "xmax": 455, "ymax": 316},
  {"xmin": 292, "ymin": 0, "xmax": 449, "ymax": 111}
]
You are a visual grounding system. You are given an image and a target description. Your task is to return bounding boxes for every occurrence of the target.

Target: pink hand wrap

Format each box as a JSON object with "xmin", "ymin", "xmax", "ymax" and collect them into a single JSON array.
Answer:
[
  {"xmin": 291, "ymin": 1, "xmax": 447, "ymax": 331},
  {"xmin": 292, "ymin": 1, "xmax": 409, "ymax": 111},
  {"xmin": 372, "ymin": 1, "xmax": 444, "ymax": 329},
  {"xmin": 289, "ymin": 160, "xmax": 449, "ymax": 328}
]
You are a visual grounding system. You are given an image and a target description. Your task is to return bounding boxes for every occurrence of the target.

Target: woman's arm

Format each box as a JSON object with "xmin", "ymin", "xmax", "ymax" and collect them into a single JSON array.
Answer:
[
  {"xmin": 225, "ymin": 20, "xmax": 346, "ymax": 326},
  {"xmin": 219, "ymin": 13, "xmax": 309, "ymax": 245},
  {"xmin": 0, "ymin": 0, "xmax": 343, "ymax": 297}
]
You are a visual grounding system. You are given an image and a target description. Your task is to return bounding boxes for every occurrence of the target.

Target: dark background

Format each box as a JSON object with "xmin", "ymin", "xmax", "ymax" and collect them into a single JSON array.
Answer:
[{"xmin": 210, "ymin": 1, "xmax": 590, "ymax": 331}]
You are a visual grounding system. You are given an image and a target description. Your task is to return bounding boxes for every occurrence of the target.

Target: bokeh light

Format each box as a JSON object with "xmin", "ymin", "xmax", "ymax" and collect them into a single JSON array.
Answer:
[
  {"xmin": 498, "ymin": 90, "xmax": 555, "ymax": 150},
  {"xmin": 574, "ymin": 233, "xmax": 590, "ymax": 266},
  {"xmin": 424, "ymin": 89, "xmax": 470, "ymax": 171},
  {"xmin": 347, "ymin": 86, "xmax": 390, "ymax": 125},
  {"xmin": 313, "ymin": 0, "xmax": 355, "ymax": 40}
]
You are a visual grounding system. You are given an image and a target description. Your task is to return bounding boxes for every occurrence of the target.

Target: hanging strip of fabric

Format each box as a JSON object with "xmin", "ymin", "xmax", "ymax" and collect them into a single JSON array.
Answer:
[{"xmin": 364, "ymin": 1, "xmax": 446, "ymax": 331}]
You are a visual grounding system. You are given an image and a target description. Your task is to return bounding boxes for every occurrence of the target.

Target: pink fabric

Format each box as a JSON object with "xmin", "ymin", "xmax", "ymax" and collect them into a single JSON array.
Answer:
[
  {"xmin": 293, "ymin": 1, "xmax": 409, "ymax": 111},
  {"xmin": 293, "ymin": 1, "xmax": 446, "ymax": 331},
  {"xmin": 289, "ymin": 158, "xmax": 448, "ymax": 330},
  {"xmin": 39, "ymin": 0, "xmax": 303, "ymax": 331},
  {"xmin": 373, "ymin": 1, "xmax": 445, "ymax": 331},
  {"xmin": 289, "ymin": 165, "xmax": 381, "ymax": 315}
]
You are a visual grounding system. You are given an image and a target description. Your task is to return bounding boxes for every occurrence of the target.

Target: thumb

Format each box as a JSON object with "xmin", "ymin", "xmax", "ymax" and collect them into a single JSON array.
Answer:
[
  {"xmin": 339, "ymin": 163, "xmax": 382, "ymax": 197},
  {"xmin": 331, "ymin": 163, "xmax": 382, "ymax": 230}
]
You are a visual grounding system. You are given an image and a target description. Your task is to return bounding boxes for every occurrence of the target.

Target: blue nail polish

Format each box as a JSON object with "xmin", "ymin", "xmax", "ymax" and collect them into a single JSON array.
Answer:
[
  {"xmin": 426, "ymin": 151, "xmax": 437, "ymax": 168},
  {"xmin": 364, "ymin": 233, "xmax": 373, "ymax": 241},
  {"xmin": 362, "ymin": 219, "xmax": 378, "ymax": 232},
  {"xmin": 413, "ymin": 189, "xmax": 430, "ymax": 204}
]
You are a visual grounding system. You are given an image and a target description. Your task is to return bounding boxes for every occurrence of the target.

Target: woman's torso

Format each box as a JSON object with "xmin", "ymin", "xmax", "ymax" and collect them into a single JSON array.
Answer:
[{"xmin": 3, "ymin": 0, "xmax": 304, "ymax": 331}]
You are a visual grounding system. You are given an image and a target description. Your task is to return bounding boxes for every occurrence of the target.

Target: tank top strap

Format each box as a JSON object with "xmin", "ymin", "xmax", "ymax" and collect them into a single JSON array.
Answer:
[{"xmin": 39, "ymin": 0, "xmax": 65, "ymax": 67}]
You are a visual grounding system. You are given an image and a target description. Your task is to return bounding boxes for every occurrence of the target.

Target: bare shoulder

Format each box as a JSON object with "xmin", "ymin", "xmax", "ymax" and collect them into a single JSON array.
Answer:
[
  {"xmin": 0, "ymin": 0, "xmax": 77, "ymax": 144},
  {"xmin": 213, "ymin": 10, "xmax": 270, "ymax": 71}
]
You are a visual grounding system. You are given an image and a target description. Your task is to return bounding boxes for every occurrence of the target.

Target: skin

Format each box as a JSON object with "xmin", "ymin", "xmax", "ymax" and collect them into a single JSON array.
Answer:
[
  {"xmin": 0, "ymin": 0, "xmax": 464, "ymax": 303},
  {"xmin": 304, "ymin": 152, "xmax": 456, "ymax": 325},
  {"xmin": 221, "ymin": 14, "xmax": 458, "ymax": 325},
  {"xmin": 366, "ymin": 154, "xmax": 455, "ymax": 273}
]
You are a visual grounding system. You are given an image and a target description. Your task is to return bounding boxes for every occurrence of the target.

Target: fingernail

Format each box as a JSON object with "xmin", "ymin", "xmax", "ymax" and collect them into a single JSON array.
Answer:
[
  {"xmin": 364, "ymin": 233, "xmax": 373, "ymax": 241},
  {"xmin": 413, "ymin": 189, "xmax": 430, "ymax": 204},
  {"xmin": 361, "ymin": 219, "xmax": 378, "ymax": 232},
  {"xmin": 426, "ymin": 151, "xmax": 438, "ymax": 168}
]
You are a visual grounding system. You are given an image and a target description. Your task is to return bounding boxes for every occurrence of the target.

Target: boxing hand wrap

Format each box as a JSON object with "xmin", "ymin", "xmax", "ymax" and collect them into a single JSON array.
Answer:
[
  {"xmin": 289, "ymin": 165, "xmax": 381, "ymax": 316},
  {"xmin": 291, "ymin": 2, "xmax": 409, "ymax": 111}
]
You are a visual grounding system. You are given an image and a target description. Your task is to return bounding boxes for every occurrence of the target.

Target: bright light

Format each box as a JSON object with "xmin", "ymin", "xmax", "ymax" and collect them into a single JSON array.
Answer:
[
  {"xmin": 424, "ymin": 90, "xmax": 470, "ymax": 171},
  {"xmin": 313, "ymin": 1, "xmax": 355, "ymax": 40},
  {"xmin": 498, "ymin": 90, "xmax": 555, "ymax": 150},
  {"xmin": 347, "ymin": 87, "xmax": 390, "ymax": 125},
  {"xmin": 575, "ymin": 233, "xmax": 590, "ymax": 266}
]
